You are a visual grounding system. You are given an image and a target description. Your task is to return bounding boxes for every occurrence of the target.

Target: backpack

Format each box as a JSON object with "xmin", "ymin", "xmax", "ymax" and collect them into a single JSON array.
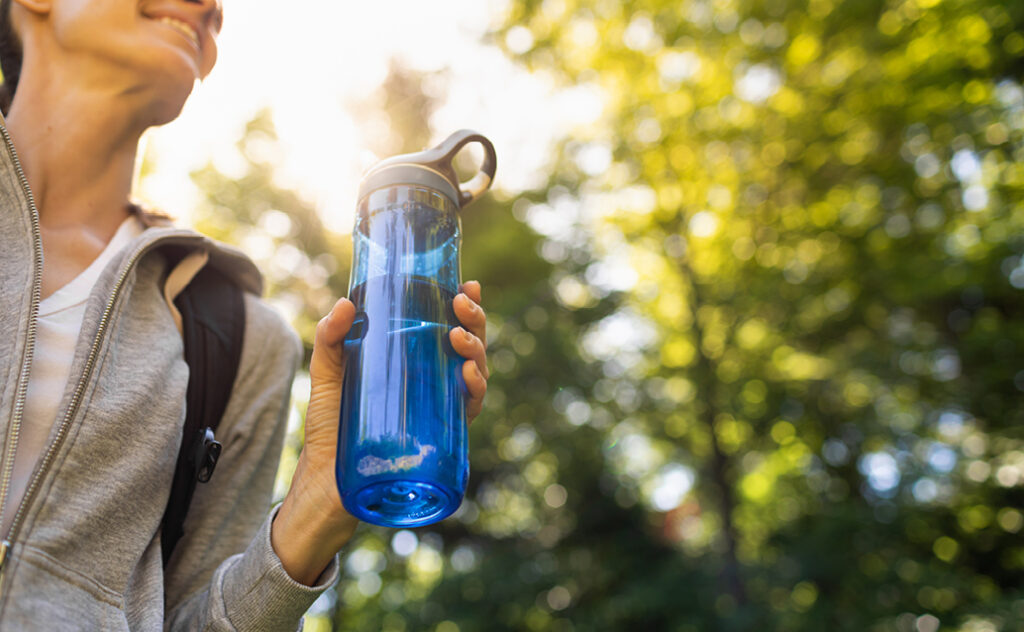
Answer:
[{"xmin": 160, "ymin": 263, "xmax": 246, "ymax": 566}]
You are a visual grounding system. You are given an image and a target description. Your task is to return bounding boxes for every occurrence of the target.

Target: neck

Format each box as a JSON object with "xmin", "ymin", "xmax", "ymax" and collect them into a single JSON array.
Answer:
[{"xmin": 4, "ymin": 64, "xmax": 156, "ymax": 234}]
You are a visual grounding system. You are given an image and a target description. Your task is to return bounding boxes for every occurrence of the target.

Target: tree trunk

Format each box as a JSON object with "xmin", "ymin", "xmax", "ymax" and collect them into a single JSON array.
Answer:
[{"xmin": 678, "ymin": 254, "xmax": 747, "ymax": 606}]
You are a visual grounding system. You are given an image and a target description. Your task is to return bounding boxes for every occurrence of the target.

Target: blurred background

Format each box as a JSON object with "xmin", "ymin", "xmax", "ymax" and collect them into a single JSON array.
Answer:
[{"xmin": 140, "ymin": 0, "xmax": 1024, "ymax": 630}]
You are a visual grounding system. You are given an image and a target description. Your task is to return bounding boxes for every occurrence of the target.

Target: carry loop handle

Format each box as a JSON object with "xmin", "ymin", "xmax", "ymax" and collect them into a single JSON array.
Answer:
[
  {"xmin": 419, "ymin": 130, "xmax": 497, "ymax": 208},
  {"xmin": 367, "ymin": 129, "xmax": 496, "ymax": 208},
  {"xmin": 361, "ymin": 130, "xmax": 497, "ymax": 208}
]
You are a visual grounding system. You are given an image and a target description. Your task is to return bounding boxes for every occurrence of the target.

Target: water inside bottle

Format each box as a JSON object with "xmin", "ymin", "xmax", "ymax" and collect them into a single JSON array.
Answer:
[{"xmin": 337, "ymin": 274, "xmax": 468, "ymax": 527}]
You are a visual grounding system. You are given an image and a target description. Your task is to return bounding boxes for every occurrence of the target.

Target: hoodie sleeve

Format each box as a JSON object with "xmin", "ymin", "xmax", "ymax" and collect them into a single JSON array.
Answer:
[{"xmin": 163, "ymin": 292, "xmax": 340, "ymax": 631}]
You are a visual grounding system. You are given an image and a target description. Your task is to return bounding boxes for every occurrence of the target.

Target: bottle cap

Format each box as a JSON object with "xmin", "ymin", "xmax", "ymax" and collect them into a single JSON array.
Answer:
[{"xmin": 357, "ymin": 130, "xmax": 497, "ymax": 210}]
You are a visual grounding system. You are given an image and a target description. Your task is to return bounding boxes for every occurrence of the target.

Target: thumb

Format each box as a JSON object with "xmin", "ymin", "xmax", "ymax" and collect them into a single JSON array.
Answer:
[{"xmin": 306, "ymin": 298, "xmax": 356, "ymax": 431}]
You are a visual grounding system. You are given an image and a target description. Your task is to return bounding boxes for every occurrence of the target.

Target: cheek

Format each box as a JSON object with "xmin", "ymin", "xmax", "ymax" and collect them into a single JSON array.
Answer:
[
  {"xmin": 49, "ymin": 0, "xmax": 135, "ymax": 51},
  {"xmin": 51, "ymin": 0, "xmax": 104, "ymax": 21}
]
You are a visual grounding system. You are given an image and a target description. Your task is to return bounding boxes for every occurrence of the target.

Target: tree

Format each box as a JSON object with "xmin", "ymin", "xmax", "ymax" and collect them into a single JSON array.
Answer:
[
  {"xmin": 181, "ymin": 1, "xmax": 1024, "ymax": 628},
  {"xmin": 483, "ymin": 0, "xmax": 1024, "ymax": 630}
]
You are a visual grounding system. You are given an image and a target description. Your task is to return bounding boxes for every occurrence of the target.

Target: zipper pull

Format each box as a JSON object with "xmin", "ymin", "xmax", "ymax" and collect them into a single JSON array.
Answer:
[{"xmin": 0, "ymin": 540, "xmax": 9, "ymax": 572}]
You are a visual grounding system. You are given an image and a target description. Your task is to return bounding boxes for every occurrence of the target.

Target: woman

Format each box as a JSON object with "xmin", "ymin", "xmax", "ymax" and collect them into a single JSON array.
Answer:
[{"xmin": 0, "ymin": 0, "xmax": 489, "ymax": 628}]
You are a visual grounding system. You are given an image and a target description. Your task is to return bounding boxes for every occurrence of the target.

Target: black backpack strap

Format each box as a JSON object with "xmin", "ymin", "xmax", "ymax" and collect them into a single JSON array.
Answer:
[{"xmin": 161, "ymin": 263, "xmax": 246, "ymax": 567}]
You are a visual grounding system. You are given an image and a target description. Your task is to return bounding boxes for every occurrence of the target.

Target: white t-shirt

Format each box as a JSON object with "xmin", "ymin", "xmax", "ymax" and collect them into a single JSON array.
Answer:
[{"xmin": 2, "ymin": 215, "xmax": 144, "ymax": 530}]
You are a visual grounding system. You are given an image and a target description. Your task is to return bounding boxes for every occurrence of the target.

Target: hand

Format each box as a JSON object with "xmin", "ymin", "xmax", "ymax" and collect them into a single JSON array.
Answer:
[
  {"xmin": 271, "ymin": 297, "xmax": 358, "ymax": 585},
  {"xmin": 271, "ymin": 280, "xmax": 489, "ymax": 585}
]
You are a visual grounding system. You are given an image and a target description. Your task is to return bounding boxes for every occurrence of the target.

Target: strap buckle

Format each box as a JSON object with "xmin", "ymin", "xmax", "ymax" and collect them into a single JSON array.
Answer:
[{"xmin": 193, "ymin": 427, "xmax": 222, "ymax": 484}]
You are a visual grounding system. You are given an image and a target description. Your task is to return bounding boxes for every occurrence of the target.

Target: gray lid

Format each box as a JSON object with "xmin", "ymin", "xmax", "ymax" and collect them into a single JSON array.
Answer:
[
  {"xmin": 357, "ymin": 130, "xmax": 497, "ymax": 210},
  {"xmin": 358, "ymin": 164, "xmax": 461, "ymax": 208}
]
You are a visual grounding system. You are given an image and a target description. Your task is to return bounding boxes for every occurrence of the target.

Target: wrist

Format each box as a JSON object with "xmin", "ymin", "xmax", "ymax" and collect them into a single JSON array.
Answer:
[{"xmin": 271, "ymin": 453, "xmax": 358, "ymax": 585}]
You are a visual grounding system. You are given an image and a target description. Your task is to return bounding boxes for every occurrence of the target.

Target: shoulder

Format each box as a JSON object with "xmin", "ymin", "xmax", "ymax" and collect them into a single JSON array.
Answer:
[
  {"xmin": 198, "ymin": 232, "xmax": 302, "ymax": 368},
  {"xmin": 240, "ymin": 291, "xmax": 303, "ymax": 373},
  {"xmin": 133, "ymin": 207, "xmax": 263, "ymax": 296},
  {"xmin": 142, "ymin": 217, "xmax": 303, "ymax": 381},
  {"xmin": 202, "ymin": 261, "xmax": 302, "ymax": 444},
  {"xmin": 213, "ymin": 292, "xmax": 301, "ymax": 445}
]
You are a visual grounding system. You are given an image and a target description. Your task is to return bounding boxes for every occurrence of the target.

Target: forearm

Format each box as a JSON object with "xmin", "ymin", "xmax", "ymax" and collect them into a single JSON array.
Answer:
[{"xmin": 167, "ymin": 506, "xmax": 342, "ymax": 631}]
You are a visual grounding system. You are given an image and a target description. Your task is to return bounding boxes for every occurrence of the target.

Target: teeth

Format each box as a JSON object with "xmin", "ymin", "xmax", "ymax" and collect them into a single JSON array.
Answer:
[{"xmin": 158, "ymin": 17, "xmax": 199, "ymax": 48}]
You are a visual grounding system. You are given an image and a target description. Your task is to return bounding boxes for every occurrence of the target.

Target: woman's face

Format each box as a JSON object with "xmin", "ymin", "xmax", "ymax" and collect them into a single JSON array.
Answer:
[{"xmin": 17, "ymin": 0, "xmax": 224, "ymax": 107}]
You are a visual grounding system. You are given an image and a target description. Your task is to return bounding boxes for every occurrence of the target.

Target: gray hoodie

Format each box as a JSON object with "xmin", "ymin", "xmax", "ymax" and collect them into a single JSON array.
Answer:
[{"xmin": 0, "ymin": 121, "xmax": 339, "ymax": 630}]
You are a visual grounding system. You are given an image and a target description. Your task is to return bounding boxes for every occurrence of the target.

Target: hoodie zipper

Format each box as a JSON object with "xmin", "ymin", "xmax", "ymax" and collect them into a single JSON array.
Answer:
[
  {"xmin": 0, "ymin": 228, "xmax": 203, "ymax": 602},
  {"xmin": 0, "ymin": 120, "xmax": 203, "ymax": 602},
  {"xmin": 0, "ymin": 121, "xmax": 43, "ymax": 583},
  {"xmin": 2, "ymin": 232, "xmax": 198, "ymax": 548}
]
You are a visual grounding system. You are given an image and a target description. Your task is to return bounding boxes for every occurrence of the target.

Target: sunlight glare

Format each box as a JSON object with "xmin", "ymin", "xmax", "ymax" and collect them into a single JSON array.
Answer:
[{"xmin": 140, "ymin": 0, "xmax": 577, "ymax": 234}]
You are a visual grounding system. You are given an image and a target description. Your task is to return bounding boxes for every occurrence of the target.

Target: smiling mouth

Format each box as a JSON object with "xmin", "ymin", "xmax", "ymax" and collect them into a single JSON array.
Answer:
[{"xmin": 153, "ymin": 16, "xmax": 200, "ymax": 50}]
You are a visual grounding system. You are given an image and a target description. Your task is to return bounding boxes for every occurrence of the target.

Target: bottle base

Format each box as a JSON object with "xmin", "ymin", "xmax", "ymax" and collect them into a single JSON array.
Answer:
[{"xmin": 344, "ymin": 479, "xmax": 461, "ymax": 528}]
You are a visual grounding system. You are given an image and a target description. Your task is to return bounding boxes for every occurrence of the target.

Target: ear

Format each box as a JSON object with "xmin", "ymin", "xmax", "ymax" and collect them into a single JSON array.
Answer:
[{"xmin": 11, "ymin": 0, "xmax": 50, "ymax": 16}]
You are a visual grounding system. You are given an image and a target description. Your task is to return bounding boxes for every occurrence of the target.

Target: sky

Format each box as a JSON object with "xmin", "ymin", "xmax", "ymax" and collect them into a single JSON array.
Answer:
[{"xmin": 138, "ymin": 0, "xmax": 603, "ymax": 234}]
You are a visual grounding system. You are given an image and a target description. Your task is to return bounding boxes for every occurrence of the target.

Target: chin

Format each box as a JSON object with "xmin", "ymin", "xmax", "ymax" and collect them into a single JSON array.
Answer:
[
  {"xmin": 139, "ymin": 61, "xmax": 201, "ymax": 126},
  {"xmin": 132, "ymin": 78, "xmax": 193, "ymax": 128},
  {"xmin": 148, "ymin": 93, "xmax": 192, "ymax": 127}
]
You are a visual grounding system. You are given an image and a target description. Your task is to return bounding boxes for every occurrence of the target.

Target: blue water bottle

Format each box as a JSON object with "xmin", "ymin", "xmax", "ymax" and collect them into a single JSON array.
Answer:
[{"xmin": 336, "ymin": 130, "xmax": 497, "ymax": 527}]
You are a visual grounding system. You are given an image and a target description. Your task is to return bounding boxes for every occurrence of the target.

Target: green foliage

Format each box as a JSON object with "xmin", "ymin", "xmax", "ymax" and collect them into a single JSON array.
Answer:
[
  {"xmin": 485, "ymin": 0, "xmax": 1024, "ymax": 629},
  {"xmin": 186, "ymin": 1, "xmax": 1024, "ymax": 630},
  {"xmin": 190, "ymin": 110, "xmax": 352, "ymax": 354}
]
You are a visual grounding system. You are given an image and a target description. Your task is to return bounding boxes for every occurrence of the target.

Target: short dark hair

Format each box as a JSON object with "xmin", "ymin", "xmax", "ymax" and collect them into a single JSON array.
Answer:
[{"xmin": 0, "ymin": 0, "xmax": 22, "ymax": 116}]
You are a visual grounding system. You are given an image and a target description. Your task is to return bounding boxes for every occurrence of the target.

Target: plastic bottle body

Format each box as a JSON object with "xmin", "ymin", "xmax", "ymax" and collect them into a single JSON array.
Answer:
[{"xmin": 336, "ymin": 185, "xmax": 468, "ymax": 527}]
